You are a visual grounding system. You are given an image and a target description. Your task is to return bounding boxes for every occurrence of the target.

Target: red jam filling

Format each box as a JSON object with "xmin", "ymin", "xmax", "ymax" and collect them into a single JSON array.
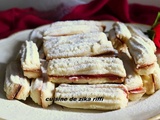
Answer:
[
  {"xmin": 49, "ymin": 74, "xmax": 122, "ymax": 81},
  {"xmin": 129, "ymin": 87, "xmax": 145, "ymax": 94}
]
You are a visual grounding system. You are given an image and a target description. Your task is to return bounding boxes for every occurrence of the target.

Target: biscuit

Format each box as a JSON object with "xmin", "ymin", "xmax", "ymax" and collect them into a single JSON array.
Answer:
[
  {"xmin": 43, "ymin": 32, "xmax": 117, "ymax": 60},
  {"xmin": 141, "ymin": 63, "xmax": 160, "ymax": 95},
  {"xmin": 110, "ymin": 22, "xmax": 131, "ymax": 43},
  {"xmin": 43, "ymin": 20, "xmax": 105, "ymax": 36},
  {"xmin": 141, "ymin": 74, "xmax": 155, "ymax": 95},
  {"xmin": 21, "ymin": 41, "xmax": 41, "ymax": 78},
  {"xmin": 119, "ymin": 49, "xmax": 145, "ymax": 101},
  {"xmin": 30, "ymin": 60, "xmax": 55, "ymax": 108},
  {"xmin": 127, "ymin": 25, "xmax": 156, "ymax": 52},
  {"xmin": 4, "ymin": 61, "xmax": 30, "ymax": 100},
  {"xmin": 47, "ymin": 57, "xmax": 126, "ymax": 84},
  {"xmin": 54, "ymin": 84, "xmax": 128, "ymax": 110},
  {"xmin": 126, "ymin": 36, "xmax": 157, "ymax": 75},
  {"xmin": 108, "ymin": 28, "xmax": 125, "ymax": 50}
]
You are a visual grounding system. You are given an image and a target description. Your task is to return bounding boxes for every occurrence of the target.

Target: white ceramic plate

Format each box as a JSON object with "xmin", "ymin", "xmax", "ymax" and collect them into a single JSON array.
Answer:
[{"xmin": 0, "ymin": 21, "xmax": 159, "ymax": 120}]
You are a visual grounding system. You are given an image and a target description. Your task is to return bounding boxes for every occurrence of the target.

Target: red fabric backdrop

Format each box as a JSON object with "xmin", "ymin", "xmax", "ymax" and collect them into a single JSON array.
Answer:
[{"xmin": 0, "ymin": 0, "xmax": 160, "ymax": 39}]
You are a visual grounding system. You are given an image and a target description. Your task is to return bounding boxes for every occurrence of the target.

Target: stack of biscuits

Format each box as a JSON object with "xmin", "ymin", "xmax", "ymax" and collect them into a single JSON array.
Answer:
[
  {"xmin": 4, "ymin": 20, "xmax": 160, "ymax": 110},
  {"xmin": 108, "ymin": 22, "xmax": 160, "ymax": 98}
]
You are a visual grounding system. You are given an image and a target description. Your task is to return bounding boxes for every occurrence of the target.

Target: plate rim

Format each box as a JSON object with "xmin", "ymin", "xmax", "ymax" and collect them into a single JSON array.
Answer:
[{"xmin": 0, "ymin": 20, "xmax": 158, "ymax": 120}]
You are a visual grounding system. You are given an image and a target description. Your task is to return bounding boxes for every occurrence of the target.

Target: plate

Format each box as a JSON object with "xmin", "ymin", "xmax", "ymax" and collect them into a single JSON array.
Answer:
[{"xmin": 0, "ymin": 21, "xmax": 159, "ymax": 120}]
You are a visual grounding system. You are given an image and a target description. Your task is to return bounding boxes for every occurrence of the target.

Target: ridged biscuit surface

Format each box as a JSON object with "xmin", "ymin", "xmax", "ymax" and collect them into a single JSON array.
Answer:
[
  {"xmin": 43, "ymin": 32, "xmax": 116, "ymax": 59},
  {"xmin": 127, "ymin": 36, "xmax": 157, "ymax": 68},
  {"xmin": 43, "ymin": 20, "xmax": 105, "ymax": 36},
  {"xmin": 112, "ymin": 22, "xmax": 131, "ymax": 42},
  {"xmin": 47, "ymin": 57, "xmax": 126, "ymax": 77},
  {"xmin": 127, "ymin": 25, "xmax": 156, "ymax": 52},
  {"xmin": 54, "ymin": 84, "xmax": 128, "ymax": 110}
]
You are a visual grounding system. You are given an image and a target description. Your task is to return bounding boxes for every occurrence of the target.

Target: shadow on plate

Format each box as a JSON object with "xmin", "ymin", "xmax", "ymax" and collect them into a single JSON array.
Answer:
[{"xmin": 0, "ymin": 63, "xmax": 7, "ymax": 100}]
